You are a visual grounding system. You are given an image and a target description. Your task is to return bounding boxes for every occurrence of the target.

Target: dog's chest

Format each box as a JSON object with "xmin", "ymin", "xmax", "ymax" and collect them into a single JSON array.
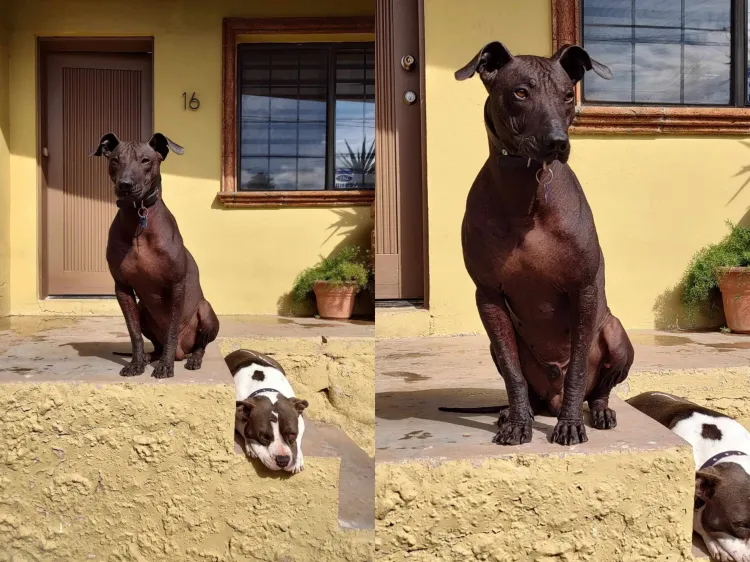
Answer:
[{"xmin": 108, "ymin": 236, "xmax": 175, "ymax": 288}]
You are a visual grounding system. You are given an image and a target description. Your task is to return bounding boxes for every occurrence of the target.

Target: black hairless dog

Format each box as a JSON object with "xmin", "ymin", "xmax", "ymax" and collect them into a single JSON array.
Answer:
[
  {"xmin": 91, "ymin": 133, "xmax": 219, "ymax": 379},
  {"xmin": 454, "ymin": 43, "xmax": 633, "ymax": 446}
]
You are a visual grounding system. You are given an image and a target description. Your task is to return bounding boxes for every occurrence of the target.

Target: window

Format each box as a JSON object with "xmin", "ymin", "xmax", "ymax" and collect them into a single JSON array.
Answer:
[
  {"xmin": 220, "ymin": 17, "xmax": 376, "ymax": 207},
  {"xmin": 552, "ymin": 0, "xmax": 750, "ymax": 133},
  {"xmin": 238, "ymin": 43, "xmax": 375, "ymax": 192}
]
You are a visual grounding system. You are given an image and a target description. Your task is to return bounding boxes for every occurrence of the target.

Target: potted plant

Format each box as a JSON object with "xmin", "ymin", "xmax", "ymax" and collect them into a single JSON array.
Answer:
[
  {"xmin": 291, "ymin": 246, "xmax": 371, "ymax": 320},
  {"xmin": 681, "ymin": 222, "xmax": 750, "ymax": 333}
]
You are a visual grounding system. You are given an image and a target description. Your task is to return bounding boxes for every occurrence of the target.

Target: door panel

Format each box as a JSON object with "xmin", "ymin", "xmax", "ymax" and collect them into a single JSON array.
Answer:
[
  {"xmin": 375, "ymin": 0, "xmax": 425, "ymax": 300},
  {"xmin": 44, "ymin": 52, "xmax": 152, "ymax": 296}
]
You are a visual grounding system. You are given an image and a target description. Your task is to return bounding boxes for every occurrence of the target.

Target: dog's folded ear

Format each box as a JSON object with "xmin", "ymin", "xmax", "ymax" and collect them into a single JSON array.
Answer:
[
  {"xmin": 148, "ymin": 133, "xmax": 185, "ymax": 160},
  {"xmin": 89, "ymin": 132, "xmax": 120, "ymax": 157},
  {"xmin": 289, "ymin": 397, "xmax": 309, "ymax": 415},
  {"xmin": 695, "ymin": 468, "xmax": 722, "ymax": 500},
  {"xmin": 553, "ymin": 44, "xmax": 612, "ymax": 83},
  {"xmin": 455, "ymin": 42, "xmax": 513, "ymax": 83},
  {"xmin": 235, "ymin": 399, "xmax": 255, "ymax": 420}
]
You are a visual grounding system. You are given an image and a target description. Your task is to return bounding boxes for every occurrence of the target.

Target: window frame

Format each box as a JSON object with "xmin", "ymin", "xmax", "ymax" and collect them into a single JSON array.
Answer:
[
  {"xmin": 552, "ymin": 0, "xmax": 750, "ymax": 134},
  {"xmin": 220, "ymin": 16, "xmax": 376, "ymax": 208}
]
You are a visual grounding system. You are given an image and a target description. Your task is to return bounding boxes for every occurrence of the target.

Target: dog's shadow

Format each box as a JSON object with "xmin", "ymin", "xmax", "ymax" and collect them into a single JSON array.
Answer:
[
  {"xmin": 61, "ymin": 342, "xmax": 156, "ymax": 369},
  {"xmin": 233, "ymin": 431, "xmax": 296, "ymax": 480},
  {"xmin": 377, "ymin": 387, "xmax": 599, "ymax": 443}
]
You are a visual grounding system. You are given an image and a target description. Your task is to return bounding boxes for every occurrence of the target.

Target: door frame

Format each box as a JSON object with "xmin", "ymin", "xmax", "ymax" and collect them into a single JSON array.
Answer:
[
  {"xmin": 37, "ymin": 37, "xmax": 154, "ymax": 299},
  {"xmin": 374, "ymin": 0, "xmax": 429, "ymax": 303}
]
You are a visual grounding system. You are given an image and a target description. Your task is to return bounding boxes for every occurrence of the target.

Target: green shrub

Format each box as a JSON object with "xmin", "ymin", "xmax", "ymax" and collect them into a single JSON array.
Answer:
[
  {"xmin": 291, "ymin": 246, "xmax": 371, "ymax": 304},
  {"xmin": 681, "ymin": 222, "xmax": 750, "ymax": 319}
]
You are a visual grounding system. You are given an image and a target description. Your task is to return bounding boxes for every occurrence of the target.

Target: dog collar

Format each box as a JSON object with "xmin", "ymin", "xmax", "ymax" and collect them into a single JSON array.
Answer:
[
  {"xmin": 249, "ymin": 388, "xmax": 281, "ymax": 398},
  {"xmin": 484, "ymin": 99, "xmax": 535, "ymax": 168},
  {"xmin": 700, "ymin": 450, "xmax": 748, "ymax": 470},
  {"xmin": 116, "ymin": 189, "xmax": 159, "ymax": 228}
]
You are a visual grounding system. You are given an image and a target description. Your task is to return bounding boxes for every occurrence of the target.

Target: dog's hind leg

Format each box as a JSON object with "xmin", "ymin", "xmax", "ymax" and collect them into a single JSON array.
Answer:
[
  {"xmin": 587, "ymin": 314, "xmax": 634, "ymax": 430},
  {"xmin": 185, "ymin": 300, "xmax": 220, "ymax": 371}
]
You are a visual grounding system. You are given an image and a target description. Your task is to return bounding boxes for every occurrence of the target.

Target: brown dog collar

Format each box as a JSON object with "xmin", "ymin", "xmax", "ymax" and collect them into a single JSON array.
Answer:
[{"xmin": 115, "ymin": 189, "xmax": 160, "ymax": 228}]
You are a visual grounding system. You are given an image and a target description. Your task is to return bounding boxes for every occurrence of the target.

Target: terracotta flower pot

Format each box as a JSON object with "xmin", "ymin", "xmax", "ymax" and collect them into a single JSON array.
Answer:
[
  {"xmin": 717, "ymin": 267, "xmax": 750, "ymax": 333},
  {"xmin": 312, "ymin": 281, "xmax": 358, "ymax": 320}
]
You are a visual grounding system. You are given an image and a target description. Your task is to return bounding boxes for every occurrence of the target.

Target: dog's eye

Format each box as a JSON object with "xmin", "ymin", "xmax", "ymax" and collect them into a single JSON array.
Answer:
[
  {"xmin": 141, "ymin": 158, "xmax": 150, "ymax": 165},
  {"xmin": 110, "ymin": 158, "xmax": 119, "ymax": 166},
  {"xmin": 287, "ymin": 433, "xmax": 297, "ymax": 442},
  {"xmin": 564, "ymin": 91, "xmax": 575, "ymax": 102},
  {"xmin": 513, "ymin": 88, "xmax": 529, "ymax": 100}
]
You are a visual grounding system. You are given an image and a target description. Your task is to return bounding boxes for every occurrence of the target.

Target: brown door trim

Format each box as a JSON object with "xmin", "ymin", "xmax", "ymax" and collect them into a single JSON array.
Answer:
[
  {"xmin": 374, "ymin": 0, "xmax": 426, "ymax": 301},
  {"xmin": 38, "ymin": 37, "xmax": 154, "ymax": 298}
]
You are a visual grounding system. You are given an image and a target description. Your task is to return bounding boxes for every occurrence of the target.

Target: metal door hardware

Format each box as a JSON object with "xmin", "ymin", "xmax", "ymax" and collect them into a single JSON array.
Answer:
[{"xmin": 401, "ymin": 54, "xmax": 416, "ymax": 71}]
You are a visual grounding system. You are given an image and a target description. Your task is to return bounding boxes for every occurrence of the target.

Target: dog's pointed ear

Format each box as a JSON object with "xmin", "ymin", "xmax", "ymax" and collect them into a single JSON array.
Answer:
[
  {"xmin": 455, "ymin": 42, "xmax": 513, "ymax": 83},
  {"xmin": 90, "ymin": 133, "xmax": 120, "ymax": 157},
  {"xmin": 696, "ymin": 469, "xmax": 722, "ymax": 501},
  {"xmin": 289, "ymin": 398, "xmax": 309, "ymax": 415},
  {"xmin": 235, "ymin": 400, "xmax": 255, "ymax": 421},
  {"xmin": 148, "ymin": 133, "xmax": 184, "ymax": 160},
  {"xmin": 553, "ymin": 44, "xmax": 612, "ymax": 84}
]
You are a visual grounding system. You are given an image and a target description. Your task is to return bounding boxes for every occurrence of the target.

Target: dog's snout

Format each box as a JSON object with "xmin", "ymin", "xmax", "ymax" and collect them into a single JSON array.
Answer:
[
  {"xmin": 543, "ymin": 132, "xmax": 569, "ymax": 155},
  {"xmin": 275, "ymin": 455, "xmax": 291, "ymax": 468},
  {"xmin": 117, "ymin": 180, "xmax": 134, "ymax": 193}
]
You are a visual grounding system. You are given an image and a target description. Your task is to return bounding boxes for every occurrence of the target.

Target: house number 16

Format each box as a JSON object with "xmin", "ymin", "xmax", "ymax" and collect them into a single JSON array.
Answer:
[{"xmin": 182, "ymin": 92, "xmax": 200, "ymax": 111}]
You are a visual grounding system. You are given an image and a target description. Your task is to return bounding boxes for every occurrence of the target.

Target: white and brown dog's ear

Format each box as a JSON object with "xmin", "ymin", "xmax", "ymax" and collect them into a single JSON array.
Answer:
[
  {"xmin": 235, "ymin": 399, "xmax": 255, "ymax": 421},
  {"xmin": 696, "ymin": 468, "xmax": 722, "ymax": 501},
  {"xmin": 289, "ymin": 397, "xmax": 309, "ymax": 415}
]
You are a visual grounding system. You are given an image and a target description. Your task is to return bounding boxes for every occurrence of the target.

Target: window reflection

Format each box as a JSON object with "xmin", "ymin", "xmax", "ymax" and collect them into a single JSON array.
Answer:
[
  {"xmin": 237, "ymin": 44, "xmax": 375, "ymax": 191},
  {"xmin": 582, "ymin": 0, "xmax": 731, "ymax": 105}
]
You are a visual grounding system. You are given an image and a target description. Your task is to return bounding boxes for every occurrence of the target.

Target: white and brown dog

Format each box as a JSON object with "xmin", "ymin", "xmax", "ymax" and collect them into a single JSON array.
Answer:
[
  {"xmin": 226, "ymin": 349, "xmax": 308, "ymax": 474},
  {"xmin": 629, "ymin": 392, "xmax": 750, "ymax": 562}
]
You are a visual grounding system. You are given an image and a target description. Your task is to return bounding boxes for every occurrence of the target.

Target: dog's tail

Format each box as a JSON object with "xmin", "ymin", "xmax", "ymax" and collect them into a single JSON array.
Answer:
[{"xmin": 438, "ymin": 405, "xmax": 509, "ymax": 413}]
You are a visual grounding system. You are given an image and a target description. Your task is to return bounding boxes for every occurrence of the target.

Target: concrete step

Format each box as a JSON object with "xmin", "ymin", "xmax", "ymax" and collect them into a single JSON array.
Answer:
[
  {"xmin": 0, "ymin": 315, "xmax": 375, "ymax": 537},
  {"xmin": 375, "ymin": 335, "xmax": 712, "ymax": 561}
]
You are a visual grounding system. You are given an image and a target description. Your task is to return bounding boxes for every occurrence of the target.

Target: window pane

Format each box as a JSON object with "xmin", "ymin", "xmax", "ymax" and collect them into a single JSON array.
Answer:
[
  {"xmin": 334, "ymin": 46, "xmax": 375, "ymax": 190},
  {"xmin": 238, "ymin": 45, "xmax": 328, "ymax": 191},
  {"xmin": 582, "ymin": 0, "xmax": 731, "ymax": 105}
]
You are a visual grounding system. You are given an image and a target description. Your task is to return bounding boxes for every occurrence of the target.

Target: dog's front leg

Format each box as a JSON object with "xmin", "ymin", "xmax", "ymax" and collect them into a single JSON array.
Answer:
[
  {"xmin": 152, "ymin": 279, "xmax": 186, "ymax": 379},
  {"xmin": 115, "ymin": 281, "xmax": 148, "ymax": 376},
  {"xmin": 477, "ymin": 290, "xmax": 533, "ymax": 445},
  {"xmin": 551, "ymin": 283, "xmax": 598, "ymax": 445}
]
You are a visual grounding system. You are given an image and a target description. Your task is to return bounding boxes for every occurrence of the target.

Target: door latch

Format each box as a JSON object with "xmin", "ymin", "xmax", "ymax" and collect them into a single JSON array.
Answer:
[
  {"xmin": 403, "ymin": 91, "xmax": 417, "ymax": 105},
  {"xmin": 401, "ymin": 55, "xmax": 416, "ymax": 71}
]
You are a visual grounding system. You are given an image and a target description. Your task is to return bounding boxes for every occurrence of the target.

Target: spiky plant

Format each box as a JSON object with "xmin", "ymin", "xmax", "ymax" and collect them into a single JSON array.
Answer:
[{"xmin": 339, "ymin": 139, "xmax": 375, "ymax": 178}]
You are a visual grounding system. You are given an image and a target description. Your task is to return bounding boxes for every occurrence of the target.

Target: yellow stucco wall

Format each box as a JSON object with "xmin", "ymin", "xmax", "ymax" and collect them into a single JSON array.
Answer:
[
  {"xmin": 423, "ymin": 0, "xmax": 750, "ymax": 335},
  {"xmin": 376, "ymin": 448, "xmax": 695, "ymax": 561},
  {"xmin": 5, "ymin": 0, "xmax": 374, "ymax": 317},
  {"xmin": 0, "ymin": 7, "xmax": 10, "ymax": 317},
  {"xmin": 0, "ymin": 382, "xmax": 373, "ymax": 561}
]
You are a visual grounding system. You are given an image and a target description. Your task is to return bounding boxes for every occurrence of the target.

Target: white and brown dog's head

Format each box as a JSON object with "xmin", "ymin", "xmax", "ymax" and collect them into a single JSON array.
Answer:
[
  {"xmin": 226, "ymin": 349, "xmax": 309, "ymax": 473},
  {"xmin": 695, "ymin": 460, "xmax": 750, "ymax": 561}
]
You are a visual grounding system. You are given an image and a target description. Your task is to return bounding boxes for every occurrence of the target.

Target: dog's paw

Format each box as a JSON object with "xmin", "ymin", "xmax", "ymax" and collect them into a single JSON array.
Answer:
[
  {"xmin": 120, "ymin": 360, "xmax": 147, "ymax": 377},
  {"xmin": 591, "ymin": 405, "xmax": 617, "ymax": 430},
  {"xmin": 185, "ymin": 354, "xmax": 202, "ymax": 371},
  {"xmin": 291, "ymin": 454, "xmax": 305, "ymax": 474},
  {"xmin": 493, "ymin": 416, "xmax": 532, "ymax": 445},
  {"xmin": 151, "ymin": 361, "xmax": 175, "ymax": 379},
  {"xmin": 551, "ymin": 419, "xmax": 588, "ymax": 445},
  {"xmin": 496, "ymin": 407, "xmax": 534, "ymax": 428}
]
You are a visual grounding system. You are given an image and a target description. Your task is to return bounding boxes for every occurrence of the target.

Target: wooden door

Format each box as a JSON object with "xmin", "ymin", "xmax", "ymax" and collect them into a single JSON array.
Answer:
[
  {"xmin": 374, "ymin": 0, "xmax": 425, "ymax": 300},
  {"xmin": 44, "ymin": 52, "xmax": 152, "ymax": 296}
]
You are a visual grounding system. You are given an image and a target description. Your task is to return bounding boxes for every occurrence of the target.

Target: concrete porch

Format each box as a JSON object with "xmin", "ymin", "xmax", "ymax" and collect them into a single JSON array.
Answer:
[
  {"xmin": 0, "ymin": 315, "xmax": 374, "ymax": 560},
  {"xmin": 375, "ymin": 330, "xmax": 750, "ymax": 561}
]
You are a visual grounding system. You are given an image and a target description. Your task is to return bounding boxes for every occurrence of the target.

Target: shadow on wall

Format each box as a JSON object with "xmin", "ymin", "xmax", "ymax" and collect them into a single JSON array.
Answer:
[
  {"xmin": 653, "ymin": 206, "xmax": 750, "ymax": 330},
  {"xmin": 275, "ymin": 208, "xmax": 375, "ymax": 319}
]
